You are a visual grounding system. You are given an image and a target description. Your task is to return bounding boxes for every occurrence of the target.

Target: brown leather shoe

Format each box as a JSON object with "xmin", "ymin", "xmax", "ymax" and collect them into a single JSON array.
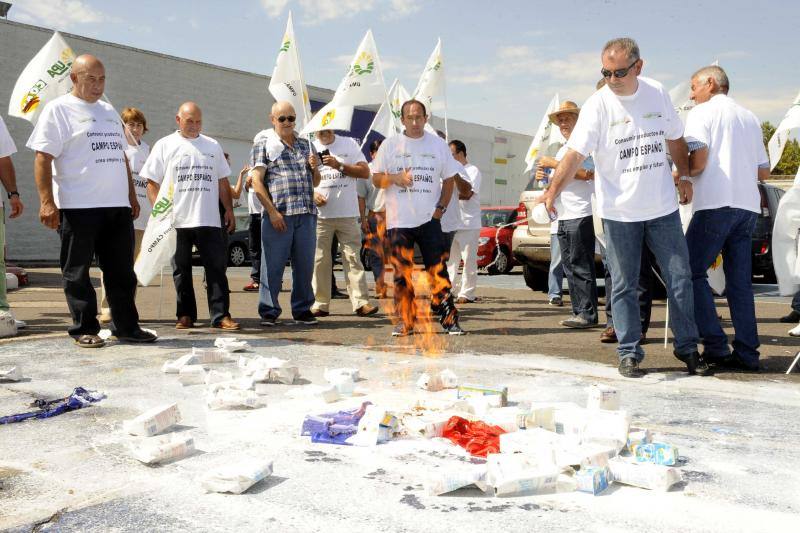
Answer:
[
  {"xmin": 600, "ymin": 326, "xmax": 617, "ymax": 343},
  {"xmin": 312, "ymin": 309, "xmax": 330, "ymax": 317},
  {"xmin": 356, "ymin": 304, "xmax": 379, "ymax": 317},
  {"xmin": 175, "ymin": 316, "xmax": 193, "ymax": 329},
  {"xmin": 214, "ymin": 316, "xmax": 240, "ymax": 330}
]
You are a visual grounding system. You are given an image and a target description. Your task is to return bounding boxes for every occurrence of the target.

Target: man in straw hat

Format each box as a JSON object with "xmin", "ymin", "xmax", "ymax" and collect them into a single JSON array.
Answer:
[
  {"xmin": 537, "ymin": 38, "xmax": 708, "ymax": 379},
  {"xmin": 536, "ymin": 101, "xmax": 598, "ymax": 329}
]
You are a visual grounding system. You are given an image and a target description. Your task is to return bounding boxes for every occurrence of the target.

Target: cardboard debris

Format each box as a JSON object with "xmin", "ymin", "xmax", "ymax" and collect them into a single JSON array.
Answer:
[
  {"xmin": 207, "ymin": 387, "xmax": 264, "ymax": 410},
  {"xmin": 347, "ymin": 405, "xmax": 399, "ymax": 446},
  {"xmin": 123, "ymin": 403, "xmax": 181, "ymax": 437},
  {"xmin": 633, "ymin": 442, "xmax": 679, "ymax": 466},
  {"xmin": 162, "ymin": 347, "xmax": 234, "ymax": 374},
  {"xmin": 608, "ymin": 457, "xmax": 682, "ymax": 491},
  {"xmin": 627, "ymin": 428, "xmax": 652, "ymax": 452},
  {"xmin": 427, "ymin": 464, "xmax": 488, "ymax": 496},
  {"xmin": 324, "ymin": 367, "xmax": 360, "ymax": 382},
  {"xmin": 214, "ymin": 337, "xmax": 250, "ymax": 352},
  {"xmin": 554, "ymin": 406, "xmax": 631, "ymax": 450},
  {"xmin": 486, "ymin": 454, "xmax": 560, "ymax": 497},
  {"xmin": 587, "ymin": 384, "xmax": 620, "ymax": 411},
  {"xmin": 417, "ymin": 369, "xmax": 459, "ymax": 392},
  {"xmin": 178, "ymin": 365, "xmax": 207, "ymax": 386},
  {"xmin": 0, "ymin": 366, "xmax": 23, "ymax": 382},
  {"xmin": 200, "ymin": 459, "xmax": 274, "ymax": 494},
  {"xmin": 576, "ymin": 465, "xmax": 610, "ymax": 495},
  {"xmin": 130, "ymin": 433, "xmax": 195, "ymax": 464},
  {"xmin": 205, "ymin": 370, "xmax": 234, "ymax": 385},
  {"xmin": 457, "ymin": 384, "xmax": 508, "ymax": 407},
  {"xmin": 482, "ymin": 406, "xmax": 526, "ymax": 433}
]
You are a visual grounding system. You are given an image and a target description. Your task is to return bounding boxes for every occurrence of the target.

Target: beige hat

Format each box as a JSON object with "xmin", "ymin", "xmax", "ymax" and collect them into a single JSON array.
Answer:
[{"xmin": 548, "ymin": 101, "xmax": 580, "ymax": 124}]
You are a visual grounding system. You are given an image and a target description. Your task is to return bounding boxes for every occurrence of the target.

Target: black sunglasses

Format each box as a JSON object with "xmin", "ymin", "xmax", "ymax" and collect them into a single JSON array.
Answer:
[
  {"xmin": 277, "ymin": 115, "xmax": 296, "ymax": 123},
  {"xmin": 601, "ymin": 59, "xmax": 639, "ymax": 79}
]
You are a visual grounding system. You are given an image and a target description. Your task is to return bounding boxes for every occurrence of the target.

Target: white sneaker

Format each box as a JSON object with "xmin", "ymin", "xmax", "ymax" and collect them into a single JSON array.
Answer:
[
  {"xmin": 14, "ymin": 319, "xmax": 26, "ymax": 329},
  {"xmin": 788, "ymin": 322, "xmax": 800, "ymax": 337},
  {"xmin": 0, "ymin": 310, "xmax": 18, "ymax": 338}
]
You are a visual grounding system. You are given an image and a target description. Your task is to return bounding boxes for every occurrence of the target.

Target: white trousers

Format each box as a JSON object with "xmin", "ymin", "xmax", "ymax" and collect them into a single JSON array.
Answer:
[{"xmin": 446, "ymin": 229, "xmax": 480, "ymax": 300}]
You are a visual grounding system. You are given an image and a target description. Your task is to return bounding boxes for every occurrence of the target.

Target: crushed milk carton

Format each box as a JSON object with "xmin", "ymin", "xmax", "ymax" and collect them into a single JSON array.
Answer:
[{"xmin": 123, "ymin": 403, "xmax": 181, "ymax": 436}]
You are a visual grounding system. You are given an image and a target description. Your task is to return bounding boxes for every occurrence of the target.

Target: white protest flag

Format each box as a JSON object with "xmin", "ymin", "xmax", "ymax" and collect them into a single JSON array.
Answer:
[
  {"xmin": 9, "ymin": 32, "xmax": 76, "ymax": 124},
  {"xmin": 302, "ymin": 29, "xmax": 388, "ymax": 135},
  {"xmin": 523, "ymin": 93, "xmax": 564, "ymax": 172},
  {"xmin": 269, "ymin": 12, "xmax": 312, "ymax": 130},
  {"xmin": 414, "ymin": 38, "xmax": 445, "ymax": 112},
  {"xmin": 332, "ymin": 29, "xmax": 387, "ymax": 106},
  {"xmin": 768, "ymin": 90, "xmax": 800, "ymax": 170},
  {"xmin": 135, "ymin": 172, "xmax": 177, "ymax": 286},
  {"xmin": 361, "ymin": 79, "xmax": 410, "ymax": 146},
  {"xmin": 300, "ymin": 101, "xmax": 355, "ymax": 135}
]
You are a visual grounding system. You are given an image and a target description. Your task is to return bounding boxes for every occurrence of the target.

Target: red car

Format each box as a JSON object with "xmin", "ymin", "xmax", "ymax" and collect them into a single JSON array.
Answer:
[{"xmin": 478, "ymin": 206, "xmax": 519, "ymax": 274}]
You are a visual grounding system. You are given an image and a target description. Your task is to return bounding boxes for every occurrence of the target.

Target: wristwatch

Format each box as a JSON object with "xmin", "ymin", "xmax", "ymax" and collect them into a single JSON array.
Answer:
[
  {"xmin": 435, "ymin": 203, "xmax": 447, "ymax": 213},
  {"xmin": 678, "ymin": 176, "xmax": 693, "ymax": 184},
  {"xmin": 6, "ymin": 191, "xmax": 18, "ymax": 199}
]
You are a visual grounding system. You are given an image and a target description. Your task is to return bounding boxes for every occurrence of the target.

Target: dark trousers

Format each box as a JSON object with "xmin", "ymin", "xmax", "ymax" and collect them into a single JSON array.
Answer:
[
  {"xmin": 603, "ymin": 245, "xmax": 654, "ymax": 333},
  {"xmin": 172, "ymin": 226, "xmax": 230, "ymax": 325},
  {"xmin": 389, "ymin": 217, "xmax": 457, "ymax": 328},
  {"xmin": 686, "ymin": 207, "xmax": 760, "ymax": 363},
  {"xmin": 558, "ymin": 216, "xmax": 599, "ymax": 323},
  {"xmin": 249, "ymin": 213, "xmax": 262, "ymax": 282},
  {"xmin": 59, "ymin": 207, "xmax": 139, "ymax": 337},
  {"xmin": 365, "ymin": 212, "xmax": 387, "ymax": 290}
]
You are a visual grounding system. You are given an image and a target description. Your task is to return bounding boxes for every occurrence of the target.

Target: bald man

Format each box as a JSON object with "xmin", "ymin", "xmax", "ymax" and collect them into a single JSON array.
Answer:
[
  {"xmin": 249, "ymin": 101, "xmax": 321, "ymax": 326},
  {"xmin": 141, "ymin": 102, "xmax": 239, "ymax": 331},
  {"xmin": 27, "ymin": 54, "xmax": 156, "ymax": 348}
]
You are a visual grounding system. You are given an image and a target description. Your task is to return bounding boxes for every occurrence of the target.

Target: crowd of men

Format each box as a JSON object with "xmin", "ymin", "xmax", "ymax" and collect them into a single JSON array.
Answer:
[{"xmin": 0, "ymin": 36, "xmax": 778, "ymax": 378}]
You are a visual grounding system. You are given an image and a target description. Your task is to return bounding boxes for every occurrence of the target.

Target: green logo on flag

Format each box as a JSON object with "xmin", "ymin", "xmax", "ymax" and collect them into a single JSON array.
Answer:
[
  {"xmin": 279, "ymin": 37, "xmax": 291, "ymax": 53},
  {"xmin": 151, "ymin": 197, "xmax": 173, "ymax": 217},
  {"xmin": 351, "ymin": 52, "xmax": 374, "ymax": 76}
]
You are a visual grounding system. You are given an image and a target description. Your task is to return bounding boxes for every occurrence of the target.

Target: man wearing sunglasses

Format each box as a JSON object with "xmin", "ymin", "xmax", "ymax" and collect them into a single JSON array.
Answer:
[
  {"xmin": 538, "ymin": 37, "xmax": 707, "ymax": 379},
  {"xmin": 249, "ymin": 101, "xmax": 322, "ymax": 326}
]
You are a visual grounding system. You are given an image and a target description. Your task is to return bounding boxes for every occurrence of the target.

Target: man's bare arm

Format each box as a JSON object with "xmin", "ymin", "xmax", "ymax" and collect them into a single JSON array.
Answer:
[
  {"xmin": 34, "ymin": 151, "xmax": 59, "ymax": 229},
  {"xmin": 537, "ymin": 149, "xmax": 586, "ymax": 211}
]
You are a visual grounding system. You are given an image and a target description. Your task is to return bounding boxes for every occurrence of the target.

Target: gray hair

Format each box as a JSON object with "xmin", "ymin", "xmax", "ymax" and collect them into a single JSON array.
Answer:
[
  {"xmin": 602, "ymin": 38, "xmax": 640, "ymax": 62},
  {"xmin": 692, "ymin": 65, "xmax": 730, "ymax": 93}
]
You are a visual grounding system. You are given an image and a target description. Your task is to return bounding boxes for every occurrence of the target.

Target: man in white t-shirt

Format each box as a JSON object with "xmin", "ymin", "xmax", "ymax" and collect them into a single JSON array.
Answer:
[
  {"xmin": 538, "ymin": 38, "xmax": 707, "ymax": 378},
  {"xmin": 442, "ymin": 139, "xmax": 481, "ymax": 303},
  {"xmin": 27, "ymin": 55, "xmax": 156, "ymax": 348},
  {"xmin": 140, "ymin": 102, "xmax": 239, "ymax": 331},
  {"xmin": 537, "ymin": 101, "xmax": 599, "ymax": 329},
  {"xmin": 372, "ymin": 99, "xmax": 465, "ymax": 336},
  {"xmin": 0, "ymin": 114, "xmax": 24, "ymax": 337},
  {"xmin": 682, "ymin": 65, "xmax": 769, "ymax": 373},
  {"xmin": 310, "ymin": 130, "xmax": 377, "ymax": 318}
]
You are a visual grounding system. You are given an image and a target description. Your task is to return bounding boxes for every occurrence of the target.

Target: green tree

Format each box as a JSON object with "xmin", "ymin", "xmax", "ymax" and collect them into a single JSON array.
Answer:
[{"xmin": 762, "ymin": 121, "xmax": 800, "ymax": 175}]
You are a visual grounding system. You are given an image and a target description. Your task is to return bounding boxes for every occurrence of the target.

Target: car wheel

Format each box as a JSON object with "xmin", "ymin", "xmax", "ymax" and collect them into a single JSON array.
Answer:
[
  {"xmin": 522, "ymin": 264, "xmax": 548, "ymax": 292},
  {"xmin": 487, "ymin": 247, "xmax": 512, "ymax": 275},
  {"xmin": 229, "ymin": 243, "xmax": 247, "ymax": 267}
]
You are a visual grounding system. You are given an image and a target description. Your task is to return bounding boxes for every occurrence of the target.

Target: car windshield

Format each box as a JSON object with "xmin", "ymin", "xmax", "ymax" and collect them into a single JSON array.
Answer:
[{"xmin": 481, "ymin": 209, "xmax": 515, "ymax": 227}]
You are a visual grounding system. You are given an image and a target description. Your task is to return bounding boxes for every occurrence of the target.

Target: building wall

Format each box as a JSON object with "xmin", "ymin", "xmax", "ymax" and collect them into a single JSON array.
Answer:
[{"xmin": 0, "ymin": 20, "xmax": 532, "ymax": 262}]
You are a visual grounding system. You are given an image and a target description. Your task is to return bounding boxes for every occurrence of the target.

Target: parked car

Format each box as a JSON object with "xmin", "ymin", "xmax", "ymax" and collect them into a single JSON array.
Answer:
[
  {"xmin": 512, "ymin": 177, "xmax": 784, "ymax": 291},
  {"xmin": 753, "ymin": 182, "xmax": 784, "ymax": 282},
  {"xmin": 478, "ymin": 206, "xmax": 518, "ymax": 274}
]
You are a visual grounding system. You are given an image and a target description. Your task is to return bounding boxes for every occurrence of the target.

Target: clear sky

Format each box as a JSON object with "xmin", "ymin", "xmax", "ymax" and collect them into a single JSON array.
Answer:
[{"xmin": 7, "ymin": 0, "xmax": 800, "ymax": 135}]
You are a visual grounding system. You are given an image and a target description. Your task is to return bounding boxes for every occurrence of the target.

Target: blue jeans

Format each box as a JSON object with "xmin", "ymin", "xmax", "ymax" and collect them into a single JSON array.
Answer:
[
  {"xmin": 603, "ymin": 210, "xmax": 698, "ymax": 362},
  {"xmin": 558, "ymin": 216, "xmax": 598, "ymax": 323},
  {"xmin": 686, "ymin": 207, "xmax": 759, "ymax": 364},
  {"xmin": 793, "ymin": 291, "xmax": 800, "ymax": 314},
  {"xmin": 258, "ymin": 213, "xmax": 317, "ymax": 320},
  {"xmin": 548, "ymin": 234, "xmax": 564, "ymax": 300}
]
